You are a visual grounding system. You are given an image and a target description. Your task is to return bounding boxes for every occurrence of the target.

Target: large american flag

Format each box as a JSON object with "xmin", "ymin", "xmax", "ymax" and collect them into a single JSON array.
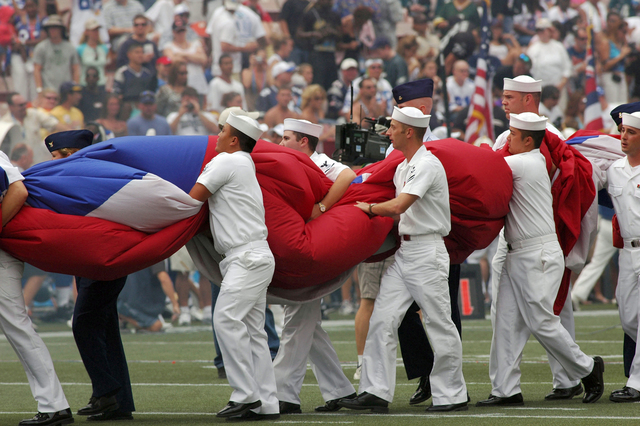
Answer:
[
  {"xmin": 465, "ymin": 0, "xmax": 494, "ymax": 144},
  {"xmin": 584, "ymin": 25, "xmax": 604, "ymax": 131}
]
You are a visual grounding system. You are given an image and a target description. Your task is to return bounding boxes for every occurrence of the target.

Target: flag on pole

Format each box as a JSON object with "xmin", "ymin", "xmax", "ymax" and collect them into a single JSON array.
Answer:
[
  {"xmin": 584, "ymin": 25, "xmax": 604, "ymax": 131},
  {"xmin": 465, "ymin": 0, "xmax": 494, "ymax": 144}
]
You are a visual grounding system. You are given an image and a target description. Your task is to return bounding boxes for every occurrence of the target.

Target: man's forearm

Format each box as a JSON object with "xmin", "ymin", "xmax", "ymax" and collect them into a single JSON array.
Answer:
[
  {"xmin": 2, "ymin": 181, "xmax": 28, "ymax": 226},
  {"xmin": 320, "ymin": 168, "xmax": 356, "ymax": 210}
]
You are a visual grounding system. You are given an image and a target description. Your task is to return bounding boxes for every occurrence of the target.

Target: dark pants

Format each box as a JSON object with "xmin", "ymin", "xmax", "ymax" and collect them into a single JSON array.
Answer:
[
  {"xmin": 210, "ymin": 283, "xmax": 280, "ymax": 369},
  {"xmin": 73, "ymin": 276, "xmax": 135, "ymax": 412},
  {"xmin": 310, "ymin": 51, "xmax": 338, "ymax": 91},
  {"xmin": 624, "ymin": 333, "xmax": 636, "ymax": 378},
  {"xmin": 398, "ymin": 264, "xmax": 462, "ymax": 380}
]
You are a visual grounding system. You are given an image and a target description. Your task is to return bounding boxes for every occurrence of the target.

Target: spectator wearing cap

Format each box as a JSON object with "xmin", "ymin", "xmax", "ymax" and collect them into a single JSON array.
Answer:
[
  {"xmin": 127, "ymin": 91, "xmax": 171, "ymax": 136},
  {"xmin": 70, "ymin": 0, "xmax": 109, "ymax": 47},
  {"xmin": 45, "ymin": 129, "xmax": 93, "ymax": 160},
  {"xmin": 156, "ymin": 56, "xmax": 172, "ymax": 87},
  {"xmin": 77, "ymin": 19, "xmax": 109, "ymax": 87},
  {"xmin": 11, "ymin": 0, "xmax": 45, "ymax": 103},
  {"xmin": 34, "ymin": 15, "xmax": 80, "ymax": 98},
  {"xmin": 527, "ymin": 18, "xmax": 571, "ymax": 103},
  {"xmin": 208, "ymin": 54, "xmax": 247, "ymax": 113},
  {"xmin": 327, "ymin": 58, "xmax": 359, "ymax": 119},
  {"xmin": 0, "ymin": 92, "xmax": 67, "ymax": 164},
  {"xmin": 113, "ymin": 43, "xmax": 158, "ymax": 116},
  {"xmin": 372, "ymin": 36, "xmax": 408, "ymax": 87},
  {"xmin": 116, "ymin": 14, "xmax": 160, "ymax": 72},
  {"xmin": 78, "ymin": 66, "xmax": 107, "ymax": 123},
  {"xmin": 263, "ymin": 86, "xmax": 301, "ymax": 128},
  {"xmin": 446, "ymin": 59, "xmax": 475, "ymax": 119},
  {"xmin": 167, "ymin": 86, "xmax": 218, "ymax": 135},
  {"xmin": 342, "ymin": 58, "xmax": 393, "ymax": 117},
  {"xmin": 257, "ymin": 61, "xmax": 297, "ymax": 113},
  {"xmin": 102, "ymin": 0, "xmax": 145, "ymax": 52},
  {"xmin": 157, "ymin": 3, "xmax": 200, "ymax": 51},
  {"xmin": 163, "ymin": 21, "xmax": 208, "ymax": 100},
  {"xmin": 297, "ymin": 0, "xmax": 342, "ymax": 90},
  {"xmin": 51, "ymin": 82, "xmax": 85, "ymax": 130}
]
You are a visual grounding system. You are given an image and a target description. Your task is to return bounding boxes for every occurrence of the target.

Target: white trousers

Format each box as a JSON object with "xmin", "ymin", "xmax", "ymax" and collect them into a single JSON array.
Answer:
[
  {"xmin": 11, "ymin": 55, "xmax": 37, "ymax": 103},
  {"xmin": 572, "ymin": 217, "xmax": 617, "ymax": 302},
  {"xmin": 214, "ymin": 243, "xmax": 278, "ymax": 415},
  {"xmin": 616, "ymin": 247, "xmax": 640, "ymax": 390},
  {"xmin": 360, "ymin": 239, "xmax": 467, "ymax": 405},
  {"xmin": 273, "ymin": 299, "xmax": 355, "ymax": 404},
  {"xmin": 0, "ymin": 250, "xmax": 69, "ymax": 413},
  {"xmin": 490, "ymin": 239, "xmax": 594, "ymax": 397}
]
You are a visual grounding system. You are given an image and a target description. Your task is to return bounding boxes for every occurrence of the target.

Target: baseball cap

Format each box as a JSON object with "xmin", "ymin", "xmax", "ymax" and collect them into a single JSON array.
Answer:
[
  {"xmin": 340, "ymin": 58, "xmax": 358, "ymax": 71},
  {"xmin": 59, "ymin": 81, "xmax": 82, "ymax": 95},
  {"xmin": 272, "ymin": 62, "xmax": 295, "ymax": 79},
  {"xmin": 139, "ymin": 91, "xmax": 156, "ymax": 104}
]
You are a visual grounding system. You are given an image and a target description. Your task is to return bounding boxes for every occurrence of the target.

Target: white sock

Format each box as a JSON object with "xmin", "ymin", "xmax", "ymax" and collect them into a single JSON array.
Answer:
[
  {"xmin": 202, "ymin": 305, "xmax": 212, "ymax": 319},
  {"xmin": 181, "ymin": 306, "xmax": 190, "ymax": 314},
  {"xmin": 358, "ymin": 355, "xmax": 363, "ymax": 366},
  {"xmin": 56, "ymin": 286, "xmax": 72, "ymax": 307}
]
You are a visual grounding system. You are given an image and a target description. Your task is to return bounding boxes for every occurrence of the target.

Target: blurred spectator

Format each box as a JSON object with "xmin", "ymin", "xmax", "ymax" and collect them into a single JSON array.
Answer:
[
  {"xmin": 397, "ymin": 36, "xmax": 420, "ymax": 82},
  {"xmin": 434, "ymin": 0, "xmax": 481, "ymax": 32},
  {"xmin": 51, "ymin": 82, "xmax": 85, "ymax": 130},
  {"xmin": 539, "ymin": 85, "xmax": 563, "ymax": 128},
  {"xmin": 37, "ymin": 88, "xmax": 59, "ymax": 113},
  {"xmin": 266, "ymin": 124, "xmax": 284, "ymax": 144},
  {"xmin": 156, "ymin": 60, "xmax": 188, "ymax": 116},
  {"xmin": 206, "ymin": 0, "xmax": 266, "ymax": 77},
  {"xmin": 0, "ymin": 92, "xmax": 65, "ymax": 164},
  {"xmin": 489, "ymin": 19, "xmax": 522, "ymax": 65},
  {"xmin": 493, "ymin": 52, "xmax": 533, "ymax": 90},
  {"xmin": 102, "ymin": 0, "xmax": 145, "ymax": 52},
  {"xmin": 419, "ymin": 60, "xmax": 443, "ymax": 122},
  {"xmin": 70, "ymin": 0, "xmax": 109, "ymax": 47},
  {"xmin": 337, "ymin": 6, "xmax": 371, "ymax": 64},
  {"xmin": 77, "ymin": 19, "xmax": 109, "ymax": 86},
  {"xmin": 299, "ymin": 0, "xmax": 341, "ymax": 90},
  {"xmin": 446, "ymin": 59, "xmax": 474, "ymax": 118},
  {"xmin": 548, "ymin": 0, "xmax": 579, "ymax": 25},
  {"xmin": 167, "ymin": 86, "xmax": 218, "ymax": 134},
  {"xmin": 243, "ymin": 0, "xmax": 273, "ymax": 39},
  {"xmin": 564, "ymin": 89, "xmax": 585, "ymax": 129},
  {"xmin": 263, "ymin": 86, "xmax": 300, "ymax": 128},
  {"xmin": 567, "ymin": 27, "xmax": 588, "ymax": 95},
  {"xmin": 300, "ymin": 84, "xmax": 327, "ymax": 123},
  {"xmin": 268, "ymin": 34, "xmax": 293, "ymax": 71},
  {"xmin": 527, "ymin": 19, "xmax": 571, "ymax": 100},
  {"xmin": 609, "ymin": 0, "xmax": 637, "ymax": 18},
  {"xmin": 376, "ymin": 0, "xmax": 403, "ymax": 48},
  {"xmin": 580, "ymin": 0, "xmax": 607, "ymax": 34},
  {"xmin": 513, "ymin": 0, "xmax": 548, "ymax": 46},
  {"xmin": 34, "ymin": 15, "xmax": 80, "ymax": 97},
  {"xmin": 10, "ymin": 143, "xmax": 33, "ymax": 171},
  {"xmin": 116, "ymin": 14, "xmax": 159, "ymax": 72},
  {"xmin": 327, "ymin": 57, "xmax": 359, "ymax": 119},
  {"xmin": 208, "ymin": 54, "xmax": 246, "ymax": 112},
  {"xmin": 163, "ymin": 22, "xmax": 208, "ymax": 100},
  {"xmin": 291, "ymin": 63, "xmax": 313, "ymax": 90},
  {"xmin": 157, "ymin": 3, "xmax": 199, "ymax": 51},
  {"xmin": 144, "ymin": 0, "xmax": 180, "ymax": 43},
  {"xmin": 78, "ymin": 66, "xmax": 107, "ymax": 123},
  {"xmin": 156, "ymin": 56, "xmax": 172, "ymax": 87},
  {"xmin": 439, "ymin": 21, "xmax": 477, "ymax": 74},
  {"xmin": 241, "ymin": 48, "xmax": 268, "ymax": 111},
  {"xmin": 351, "ymin": 76, "xmax": 386, "ymax": 123},
  {"xmin": 491, "ymin": 0, "xmax": 517, "ymax": 35},
  {"xmin": 279, "ymin": 0, "xmax": 311, "ymax": 64},
  {"xmin": 257, "ymin": 61, "xmax": 295, "ymax": 113},
  {"xmin": 372, "ymin": 36, "xmax": 408, "ymax": 87},
  {"xmin": 118, "ymin": 261, "xmax": 179, "ymax": 332},
  {"xmin": 127, "ymin": 91, "xmax": 172, "ymax": 135},
  {"xmin": 221, "ymin": 91, "xmax": 243, "ymax": 109},
  {"xmin": 342, "ymin": 58, "xmax": 393, "ymax": 116},
  {"xmin": 11, "ymin": 0, "xmax": 45, "ymax": 102},
  {"xmin": 597, "ymin": 11, "xmax": 630, "ymax": 104},
  {"xmin": 97, "ymin": 94, "xmax": 128, "ymax": 137},
  {"xmin": 412, "ymin": 13, "xmax": 439, "ymax": 61},
  {"xmin": 113, "ymin": 43, "xmax": 158, "ymax": 115}
]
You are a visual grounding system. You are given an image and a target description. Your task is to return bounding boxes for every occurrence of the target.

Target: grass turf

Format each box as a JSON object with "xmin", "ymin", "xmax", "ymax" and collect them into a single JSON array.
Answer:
[{"xmin": 1, "ymin": 304, "xmax": 638, "ymax": 425}]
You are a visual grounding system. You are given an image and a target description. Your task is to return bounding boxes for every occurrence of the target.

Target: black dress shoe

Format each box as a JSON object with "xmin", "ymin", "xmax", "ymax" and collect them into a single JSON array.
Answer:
[
  {"xmin": 279, "ymin": 401, "xmax": 301, "ymax": 414},
  {"xmin": 337, "ymin": 392, "xmax": 389, "ymax": 413},
  {"xmin": 426, "ymin": 401, "xmax": 468, "ymax": 412},
  {"xmin": 315, "ymin": 392, "xmax": 357, "ymax": 412},
  {"xmin": 609, "ymin": 386, "xmax": 640, "ymax": 402},
  {"xmin": 226, "ymin": 411, "xmax": 280, "ymax": 422},
  {"xmin": 581, "ymin": 356, "xmax": 605, "ymax": 403},
  {"xmin": 19, "ymin": 408, "xmax": 73, "ymax": 426},
  {"xmin": 409, "ymin": 376, "xmax": 431, "ymax": 405},
  {"xmin": 217, "ymin": 401, "xmax": 262, "ymax": 418},
  {"xmin": 476, "ymin": 393, "xmax": 524, "ymax": 407},
  {"xmin": 218, "ymin": 367, "xmax": 227, "ymax": 379},
  {"xmin": 87, "ymin": 411, "xmax": 133, "ymax": 421},
  {"xmin": 77, "ymin": 396, "xmax": 119, "ymax": 416},
  {"xmin": 544, "ymin": 384, "xmax": 583, "ymax": 400}
]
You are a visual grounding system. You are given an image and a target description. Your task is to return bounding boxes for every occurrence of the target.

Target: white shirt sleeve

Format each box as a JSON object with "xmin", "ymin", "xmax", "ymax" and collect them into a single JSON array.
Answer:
[
  {"xmin": 400, "ymin": 160, "xmax": 434, "ymax": 199},
  {"xmin": 197, "ymin": 153, "xmax": 232, "ymax": 195}
]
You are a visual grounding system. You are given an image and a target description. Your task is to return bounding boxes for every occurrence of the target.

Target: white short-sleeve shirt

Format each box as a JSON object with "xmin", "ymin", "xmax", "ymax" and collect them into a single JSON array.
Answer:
[
  {"xmin": 0, "ymin": 152, "xmax": 24, "ymax": 202},
  {"xmin": 503, "ymin": 149, "xmax": 556, "ymax": 243},
  {"xmin": 310, "ymin": 152, "xmax": 350, "ymax": 183},
  {"xmin": 607, "ymin": 157, "xmax": 640, "ymax": 239},
  {"xmin": 394, "ymin": 145, "xmax": 450, "ymax": 237},
  {"xmin": 196, "ymin": 151, "xmax": 268, "ymax": 254}
]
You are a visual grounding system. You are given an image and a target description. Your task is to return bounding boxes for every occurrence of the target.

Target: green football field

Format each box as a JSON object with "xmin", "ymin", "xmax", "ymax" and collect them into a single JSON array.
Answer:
[{"xmin": 1, "ymin": 304, "xmax": 639, "ymax": 425}]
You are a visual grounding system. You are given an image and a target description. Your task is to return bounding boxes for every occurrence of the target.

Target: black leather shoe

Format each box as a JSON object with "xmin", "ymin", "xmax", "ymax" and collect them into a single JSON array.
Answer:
[
  {"xmin": 582, "ymin": 356, "xmax": 605, "ymax": 403},
  {"xmin": 217, "ymin": 401, "xmax": 262, "ymax": 418},
  {"xmin": 218, "ymin": 367, "xmax": 227, "ymax": 379},
  {"xmin": 87, "ymin": 411, "xmax": 133, "ymax": 421},
  {"xmin": 476, "ymin": 393, "xmax": 524, "ymax": 407},
  {"xmin": 279, "ymin": 401, "xmax": 301, "ymax": 414},
  {"xmin": 337, "ymin": 392, "xmax": 389, "ymax": 413},
  {"xmin": 226, "ymin": 411, "xmax": 280, "ymax": 422},
  {"xmin": 315, "ymin": 392, "xmax": 357, "ymax": 412},
  {"xmin": 426, "ymin": 401, "xmax": 468, "ymax": 412},
  {"xmin": 544, "ymin": 384, "xmax": 583, "ymax": 400},
  {"xmin": 609, "ymin": 386, "xmax": 640, "ymax": 402},
  {"xmin": 77, "ymin": 396, "xmax": 119, "ymax": 416},
  {"xmin": 19, "ymin": 408, "xmax": 73, "ymax": 426},
  {"xmin": 409, "ymin": 376, "xmax": 431, "ymax": 405}
]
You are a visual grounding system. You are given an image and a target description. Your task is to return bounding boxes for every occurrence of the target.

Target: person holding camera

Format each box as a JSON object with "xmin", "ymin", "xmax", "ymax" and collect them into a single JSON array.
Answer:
[{"xmin": 167, "ymin": 86, "xmax": 219, "ymax": 135}]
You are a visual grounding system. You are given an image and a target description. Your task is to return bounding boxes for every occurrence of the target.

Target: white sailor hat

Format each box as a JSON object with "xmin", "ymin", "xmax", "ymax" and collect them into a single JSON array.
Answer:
[
  {"xmin": 391, "ymin": 106, "xmax": 430, "ymax": 128},
  {"xmin": 218, "ymin": 107, "xmax": 260, "ymax": 127},
  {"xmin": 227, "ymin": 113, "xmax": 263, "ymax": 141},
  {"xmin": 503, "ymin": 75, "xmax": 542, "ymax": 93},
  {"xmin": 509, "ymin": 112, "xmax": 547, "ymax": 131},
  {"xmin": 622, "ymin": 112, "xmax": 640, "ymax": 129},
  {"xmin": 283, "ymin": 118, "xmax": 322, "ymax": 138}
]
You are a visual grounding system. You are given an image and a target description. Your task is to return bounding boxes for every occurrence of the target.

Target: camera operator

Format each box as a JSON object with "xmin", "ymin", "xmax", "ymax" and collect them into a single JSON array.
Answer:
[{"xmin": 167, "ymin": 86, "xmax": 219, "ymax": 135}]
